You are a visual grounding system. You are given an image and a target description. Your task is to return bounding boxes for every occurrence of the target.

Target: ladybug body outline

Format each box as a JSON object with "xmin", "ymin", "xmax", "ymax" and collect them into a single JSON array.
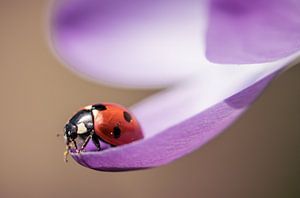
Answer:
[{"xmin": 63, "ymin": 103, "xmax": 143, "ymax": 161}]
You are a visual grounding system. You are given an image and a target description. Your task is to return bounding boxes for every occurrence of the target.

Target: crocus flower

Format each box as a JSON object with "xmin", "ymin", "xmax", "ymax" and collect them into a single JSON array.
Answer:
[{"xmin": 50, "ymin": 0, "xmax": 300, "ymax": 171}]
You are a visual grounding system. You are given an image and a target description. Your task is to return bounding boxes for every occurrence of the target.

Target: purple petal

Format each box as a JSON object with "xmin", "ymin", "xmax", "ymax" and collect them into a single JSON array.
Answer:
[
  {"xmin": 51, "ymin": 0, "xmax": 208, "ymax": 88},
  {"xmin": 50, "ymin": 0, "xmax": 300, "ymax": 171},
  {"xmin": 206, "ymin": 0, "xmax": 300, "ymax": 64},
  {"xmin": 72, "ymin": 71, "xmax": 278, "ymax": 171}
]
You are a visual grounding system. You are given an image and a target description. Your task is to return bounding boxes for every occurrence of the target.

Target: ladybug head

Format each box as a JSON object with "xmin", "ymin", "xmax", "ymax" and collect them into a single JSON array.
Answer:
[
  {"xmin": 64, "ymin": 123, "xmax": 78, "ymax": 140},
  {"xmin": 64, "ymin": 109, "xmax": 94, "ymax": 143}
]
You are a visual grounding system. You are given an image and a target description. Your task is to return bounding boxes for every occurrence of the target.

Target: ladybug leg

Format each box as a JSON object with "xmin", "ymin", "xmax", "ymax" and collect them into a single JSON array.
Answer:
[
  {"xmin": 64, "ymin": 146, "xmax": 69, "ymax": 163},
  {"xmin": 72, "ymin": 140, "xmax": 78, "ymax": 152},
  {"xmin": 78, "ymin": 133, "xmax": 92, "ymax": 152},
  {"xmin": 64, "ymin": 144, "xmax": 71, "ymax": 163},
  {"xmin": 92, "ymin": 134, "xmax": 101, "ymax": 151}
]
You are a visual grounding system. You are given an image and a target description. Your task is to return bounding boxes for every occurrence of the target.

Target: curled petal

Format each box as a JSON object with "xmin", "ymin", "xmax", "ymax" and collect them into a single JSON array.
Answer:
[
  {"xmin": 50, "ymin": 0, "xmax": 300, "ymax": 171},
  {"xmin": 70, "ymin": 53, "xmax": 298, "ymax": 171},
  {"xmin": 72, "ymin": 70, "xmax": 278, "ymax": 171}
]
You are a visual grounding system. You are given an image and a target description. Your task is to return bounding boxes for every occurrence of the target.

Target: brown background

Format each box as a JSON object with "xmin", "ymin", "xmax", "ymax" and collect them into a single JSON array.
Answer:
[{"xmin": 0, "ymin": 1, "xmax": 299, "ymax": 198}]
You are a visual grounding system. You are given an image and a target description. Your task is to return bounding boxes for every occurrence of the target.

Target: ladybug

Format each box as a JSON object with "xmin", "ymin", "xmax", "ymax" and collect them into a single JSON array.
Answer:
[{"xmin": 63, "ymin": 103, "xmax": 143, "ymax": 162}]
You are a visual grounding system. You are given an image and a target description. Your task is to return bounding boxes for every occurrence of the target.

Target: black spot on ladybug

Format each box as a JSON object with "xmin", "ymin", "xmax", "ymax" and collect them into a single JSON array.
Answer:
[
  {"xmin": 123, "ymin": 111, "xmax": 132, "ymax": 122},
  {"xmin": 113, "ymin": 126, "xmax": 121, "ymax": 139},
  {"xmin": 92, "ymin": 104, "xmax": 107, "ymax": 111}
]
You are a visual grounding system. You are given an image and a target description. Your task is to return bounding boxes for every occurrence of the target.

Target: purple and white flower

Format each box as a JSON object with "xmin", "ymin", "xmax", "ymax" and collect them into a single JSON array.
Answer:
[{"xmin": 50, "ymin": 0, "xmax": 300, "ymax": 171}]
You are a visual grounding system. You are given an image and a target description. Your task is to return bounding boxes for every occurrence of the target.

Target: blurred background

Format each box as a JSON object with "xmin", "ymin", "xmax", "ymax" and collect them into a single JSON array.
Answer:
[{"xmin": 0, "ymin": 1, "xmax": 299, "ymax": 198}]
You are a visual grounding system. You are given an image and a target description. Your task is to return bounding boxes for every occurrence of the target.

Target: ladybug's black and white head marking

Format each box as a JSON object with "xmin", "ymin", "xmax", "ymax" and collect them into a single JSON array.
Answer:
[
  {"xmin": 64, "ymin": 109, "xmax": 94, "ymax": 142},
  {"xmin": 64, "ymin": 104, "xmax": 108, "ymax": 145}
]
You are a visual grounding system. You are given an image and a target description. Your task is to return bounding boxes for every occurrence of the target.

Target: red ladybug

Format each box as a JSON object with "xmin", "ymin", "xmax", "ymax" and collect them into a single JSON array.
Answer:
[{"xmin": 63, "ymin": 103, "xmax": 143, "ymax": 161}]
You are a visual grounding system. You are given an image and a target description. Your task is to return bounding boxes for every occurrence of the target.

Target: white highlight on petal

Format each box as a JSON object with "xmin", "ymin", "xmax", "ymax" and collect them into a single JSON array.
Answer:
[{"xmin": 132, "ymin": 52, "xmax": 300, "ymax": 138}]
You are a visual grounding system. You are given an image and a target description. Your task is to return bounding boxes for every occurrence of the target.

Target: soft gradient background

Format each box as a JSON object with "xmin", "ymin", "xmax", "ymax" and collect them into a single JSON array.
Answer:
[{"xmin": 0, "ymin": 1, "xmax": 299, "ymax": 198}]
